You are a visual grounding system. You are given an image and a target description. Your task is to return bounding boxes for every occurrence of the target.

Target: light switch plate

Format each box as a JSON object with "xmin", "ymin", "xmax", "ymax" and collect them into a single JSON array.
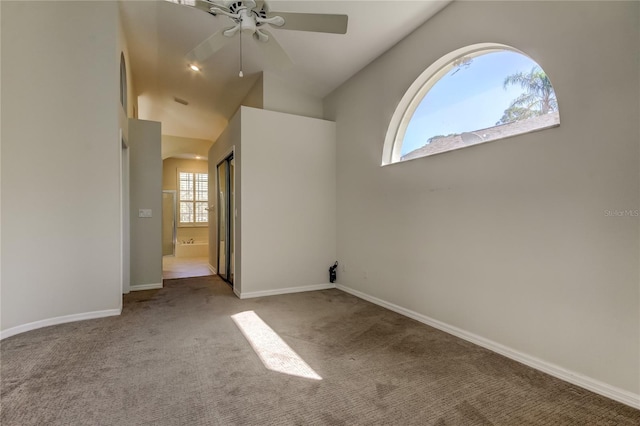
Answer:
[{"xmin": 139, "ymin": 209, "xmax": 152, "ymax": 218}]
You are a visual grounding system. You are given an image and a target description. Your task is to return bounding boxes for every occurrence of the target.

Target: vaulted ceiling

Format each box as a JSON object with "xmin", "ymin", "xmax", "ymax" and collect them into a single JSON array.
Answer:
[{"xmin": 119, "ymin": 0, "xmax": 451, "ymax": 142}]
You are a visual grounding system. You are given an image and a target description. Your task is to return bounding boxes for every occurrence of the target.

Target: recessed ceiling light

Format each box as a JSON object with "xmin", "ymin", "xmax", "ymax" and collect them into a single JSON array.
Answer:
[{"xmin": 189, "ymin": 64, "xmax": 200, "ymax": 72}]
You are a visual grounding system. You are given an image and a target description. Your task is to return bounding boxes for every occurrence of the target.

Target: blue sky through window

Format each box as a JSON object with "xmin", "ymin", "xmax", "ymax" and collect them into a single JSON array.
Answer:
[{"xmin": 401, "ymin": 51, "xmax": 541, "ymax": 156}]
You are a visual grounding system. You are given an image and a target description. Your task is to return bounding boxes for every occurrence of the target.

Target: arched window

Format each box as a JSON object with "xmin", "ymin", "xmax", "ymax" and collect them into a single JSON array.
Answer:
[
  {"xmin": 382, "ymin": 43, "xmax": 560, "ymax": 165},
  {"xmin": 120, "ymin": 53, "xmax": 128, "ymax": 113}
]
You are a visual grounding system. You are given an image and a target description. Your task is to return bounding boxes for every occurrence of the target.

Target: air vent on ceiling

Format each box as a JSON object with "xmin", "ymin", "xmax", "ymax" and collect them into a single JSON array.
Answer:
[{"xmin": 174, "ymin": 96, "xmax": 189, "ymax": 106}]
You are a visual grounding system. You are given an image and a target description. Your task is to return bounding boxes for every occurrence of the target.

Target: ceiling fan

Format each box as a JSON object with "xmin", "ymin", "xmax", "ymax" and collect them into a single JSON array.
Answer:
[{"xmin": 168, "ymin": 0, "xmax": 348, "ymax": 75}]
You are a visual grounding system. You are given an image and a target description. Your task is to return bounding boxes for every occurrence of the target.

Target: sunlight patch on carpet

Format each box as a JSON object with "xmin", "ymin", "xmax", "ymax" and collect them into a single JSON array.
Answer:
[{"xmin": 231, "ymin": 311, "xmax": 322, "ymax": 380}]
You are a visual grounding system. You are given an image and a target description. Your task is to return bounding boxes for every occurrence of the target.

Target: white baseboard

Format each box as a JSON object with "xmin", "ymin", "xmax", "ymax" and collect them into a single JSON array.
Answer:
[
  {"xmin": 0, "ymin": 308, "xmax": 122, "ymax": 340},
  {"xmin": 335, "ymin": 284, "xmax": 640, "ymax": 410},
  {"xmin": 208, "ymin": 264, "xmax": 217, "ymax": 274},
  {"xmin": 239, "ymin": 283, "xmax": 335, "ymax": 299},
  {"xmin": 233, "ymin": 286, "xmax": 241, "ymax": 299},
  {"xmin": 130, "ymin": 282, "xmax": 163, "ymax": 291}
]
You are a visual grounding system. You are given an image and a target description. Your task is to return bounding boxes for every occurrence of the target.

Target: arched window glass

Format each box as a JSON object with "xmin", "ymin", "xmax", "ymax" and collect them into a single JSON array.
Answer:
[
  {"xmin": 120, "ymin": 53, "xmax": 128, "ymax": 113},
  {"xmin": 383, "ymin": 44, "xmax": 560, "ymax": 164}
]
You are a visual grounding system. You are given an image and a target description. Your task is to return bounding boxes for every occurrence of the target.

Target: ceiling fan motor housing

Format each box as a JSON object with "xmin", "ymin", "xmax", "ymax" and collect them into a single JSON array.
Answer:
[
  {"xmin": 227, "ymin": 1, "xmax": 252, "ymax": 14},
  {"xmin": 218, "ymin": 1, "xmax": 276, "ymax": 36}
]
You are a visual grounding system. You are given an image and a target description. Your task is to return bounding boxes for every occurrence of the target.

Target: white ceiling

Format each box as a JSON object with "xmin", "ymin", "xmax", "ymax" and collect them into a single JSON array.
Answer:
[{"xmin": 120, "ymin": 0, "xmax": 451, "ymax": 142}]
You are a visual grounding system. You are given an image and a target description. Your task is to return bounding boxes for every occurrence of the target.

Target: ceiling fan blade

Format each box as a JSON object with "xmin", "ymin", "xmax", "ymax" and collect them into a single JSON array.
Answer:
[
  {"xmin": 269, "ymin": 12, "xmax": 348, "ymax": 34},
  {"xmin": 191, "ymin": 0, "xmax": 219, "ymax": 13},
  {"xmin": 186, "ymin": 30, "xmax": 233, "ymax": 63},
  {"xmin": 165, "ymin": 0, "xmax": 223, "ymax": 14},
  {"xmin": 255, "ymin": 30, "xmax": 293, "ymax": 70},
  {"xmin": 255, "ymin": 0, "xmax": 267, "ymax": 13}
]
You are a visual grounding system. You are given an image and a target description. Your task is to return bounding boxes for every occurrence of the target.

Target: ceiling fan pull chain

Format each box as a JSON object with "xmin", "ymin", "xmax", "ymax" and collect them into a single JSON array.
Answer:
[{"xmin": 239, "ymin": 30, "xmax": 244, "ymax": 78}]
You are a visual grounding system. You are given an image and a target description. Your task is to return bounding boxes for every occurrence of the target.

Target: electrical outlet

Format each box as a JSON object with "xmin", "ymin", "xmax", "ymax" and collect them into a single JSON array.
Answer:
[
  {"xmin": 341, "ymin": 263, "xmax": 345, "ymax": 272},
  {"xmin": 138, "ymin": 209, "xmax": 152, "ymax": 218}
]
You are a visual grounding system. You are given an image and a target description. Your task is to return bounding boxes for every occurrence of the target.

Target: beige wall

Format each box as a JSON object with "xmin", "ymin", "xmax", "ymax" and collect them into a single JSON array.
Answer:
[
  {"xmin": 163, "ymin": 158, "xmax": 209, "ymax": 243},
  {"xmin": 236, "ymin": 71, "xmax": 322, "ymax": 119},
  {"xmin": 117, "ymin": 1, "xmax": 136, "ymax": 294},
  {"xmin": 240, "ymin": 107, "xmax": 336, "ymax": 296},
  {"xmin": 263, "ymin": 71, "xmax": 323, "ymax": 119},
  {"xmin": 324, "ymin": 0, "xmax": 639, "ymax": 399},
  {"xmin": 1, "ymin": 1, "xmax": 121, "ymax": 333},
  {"xmin": 207, "ymin": 107, "xmax": 335, "ymax": 296},
  {"xmin": 161, "ymin": 135, "xmax": 212, "ymax": 160},
  {"xmin": 241, "ymin": 73, "xmax": 264, "ymax": 110},
  {"xmin": 129, "ymin": 119, "xmax": 162, "ymax": 288},
  {"xmin": 117, "ymin": 3, "xmax": 137, "ymax": 141},
  {"xmin": 0, "ymin": 0, "xmax": 3, "ymax": 327}
]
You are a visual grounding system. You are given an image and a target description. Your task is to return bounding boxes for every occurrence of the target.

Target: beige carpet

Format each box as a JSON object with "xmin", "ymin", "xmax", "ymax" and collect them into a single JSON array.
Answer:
[{"xmin": 1, "ymin": 276, "xmax": 638, "ymax": 425}]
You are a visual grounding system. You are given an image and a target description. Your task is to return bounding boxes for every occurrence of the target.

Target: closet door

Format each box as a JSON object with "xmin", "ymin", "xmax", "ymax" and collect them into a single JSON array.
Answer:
[{"xmin": 217, "ymin": 154, "xmax": 234, "ymax": 285}]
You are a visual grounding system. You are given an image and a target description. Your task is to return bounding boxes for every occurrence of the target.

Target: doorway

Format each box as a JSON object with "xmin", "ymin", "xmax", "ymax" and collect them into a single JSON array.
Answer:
[
  {"xmin": 162, "ymin": 190, "xmax": 176, "ymax": 257},
  {"xmin": 161, "ymin": 162, "xmax": 212, "ymax": 280},
  {"xmin": 217, "ymin": 153, "xmax": 235, "ymax": 285}
]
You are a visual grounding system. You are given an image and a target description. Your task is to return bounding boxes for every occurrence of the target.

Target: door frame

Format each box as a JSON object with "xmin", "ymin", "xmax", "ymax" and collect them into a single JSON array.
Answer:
[
  {"xmin": 120, "ymin": 129, "xmax": 130, "ymax": 295},
  {"xmin": 162, "ymin": 190, "xmax": 177, "ymax": 257},
  {"xmin": 216, "ymin": 152, "xmax": 234, "ymax": 286}
]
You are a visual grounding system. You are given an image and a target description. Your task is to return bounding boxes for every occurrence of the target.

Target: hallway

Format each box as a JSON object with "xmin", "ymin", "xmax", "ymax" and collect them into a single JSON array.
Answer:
[{"xmin": 162, "ymin": 256, "xmax": 212, "ymax": 280}]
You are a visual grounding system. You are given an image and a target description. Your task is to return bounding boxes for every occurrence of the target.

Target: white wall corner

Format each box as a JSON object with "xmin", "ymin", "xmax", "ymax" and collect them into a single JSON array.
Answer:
[{"xmin": 239, "ymin": 283, "xmax": 336, "ymax": 300}]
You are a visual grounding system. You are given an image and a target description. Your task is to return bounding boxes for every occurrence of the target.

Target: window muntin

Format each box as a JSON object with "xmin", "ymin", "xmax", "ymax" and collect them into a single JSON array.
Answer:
[
  {"xmin": 178, "ymin": 171, "xmax": 208, "ymax": 226},
  {"xmin": 383, "ymin": 44, "xmax": 559, "ymax": 164}
]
